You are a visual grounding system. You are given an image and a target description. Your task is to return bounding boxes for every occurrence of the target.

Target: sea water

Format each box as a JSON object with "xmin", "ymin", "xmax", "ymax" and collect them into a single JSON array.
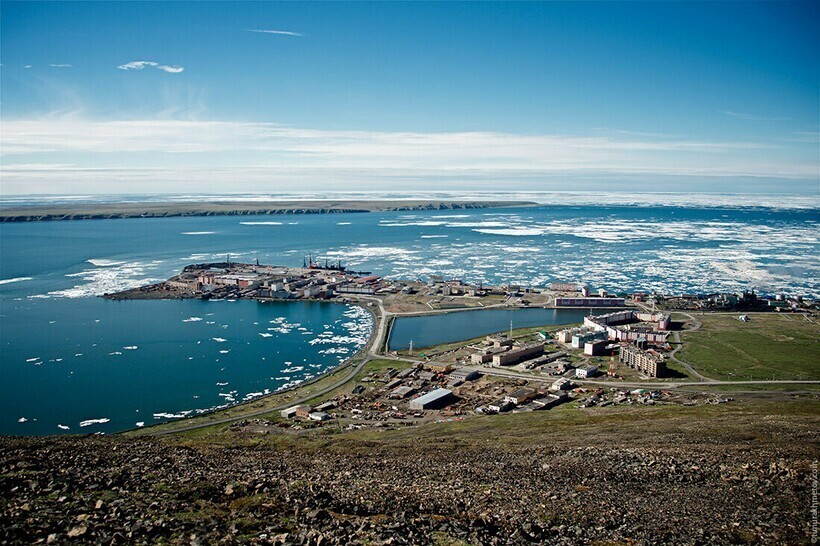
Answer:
[{"xmin": 1, "ymin": 201, "xmax": 818, "ymax": 434}]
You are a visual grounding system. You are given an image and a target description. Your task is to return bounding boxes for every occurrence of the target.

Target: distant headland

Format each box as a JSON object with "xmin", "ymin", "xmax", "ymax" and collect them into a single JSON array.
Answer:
[{"xmin": 0, "ymin": 200, "xmax": 536, "ymax": 222}]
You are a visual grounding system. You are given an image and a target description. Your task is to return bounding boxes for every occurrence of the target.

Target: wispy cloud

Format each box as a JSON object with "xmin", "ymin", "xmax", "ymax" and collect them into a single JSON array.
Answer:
[
  {"xmin": 245, "ymin": 29, "xmax": 303, "ymax": 37},
  {"xmin": 722, "ymin": 110, "xmax": 790, "ymax": 121},
  {"xmin": 48, "ymin": 64, "xmax": 73, "ymax": 68},
  {"xmin": 117, "ymin": 61, "xmax": 184, "ymax": 74}
]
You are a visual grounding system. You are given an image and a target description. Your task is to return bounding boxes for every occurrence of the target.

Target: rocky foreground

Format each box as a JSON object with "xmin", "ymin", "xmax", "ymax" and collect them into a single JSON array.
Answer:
[{"xmin": 1, "ymin": 402, "xmax": 817, "ymax": 545}]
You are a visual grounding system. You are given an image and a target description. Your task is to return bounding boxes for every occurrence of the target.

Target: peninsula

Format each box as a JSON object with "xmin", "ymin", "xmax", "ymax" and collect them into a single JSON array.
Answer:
[{"xmin": 0, "ymin": 200, "xmax": 535, "ymax": 222}]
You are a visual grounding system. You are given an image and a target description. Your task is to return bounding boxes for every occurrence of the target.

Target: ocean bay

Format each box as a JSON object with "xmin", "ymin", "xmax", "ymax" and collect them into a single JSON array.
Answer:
[{"xmin": 1, "ymin": 203, "xmax": 818, "ymax": 435}]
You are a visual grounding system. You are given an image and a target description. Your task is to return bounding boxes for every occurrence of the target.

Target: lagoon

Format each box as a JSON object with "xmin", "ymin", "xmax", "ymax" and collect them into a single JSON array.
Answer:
[{"xmin": 388, "ymin": 307, "xmax": 595, "ymax": 350}]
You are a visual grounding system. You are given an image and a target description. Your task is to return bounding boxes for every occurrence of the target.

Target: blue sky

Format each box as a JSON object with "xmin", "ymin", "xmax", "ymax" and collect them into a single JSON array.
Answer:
[{"xmin": 1, "ymin": 1, "xmax": 817, "ymax": 195}]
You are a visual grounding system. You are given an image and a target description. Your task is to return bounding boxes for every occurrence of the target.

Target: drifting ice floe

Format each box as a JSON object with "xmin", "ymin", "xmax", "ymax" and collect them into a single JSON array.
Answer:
[
  {"xmin": 123, "ymin": 346, "xmax": 138, "ymax": 350},
  {"xmin": 0, "ymin": 276, "xmax": 33, "ymax": 285},
  {"xmin": 219, "ymin": 350, "xmax": 230, "ymax": 354},
  {"xmin": 79, "ymin": 418, "xmax": 110, "ymax": 427},
  {"xmin": 26, "ymin": 357, "xmax": 40, "ymax": 362},
  {"xmin": 57, "ymin": 424, "xmax": 70, "ymax": 430},
  {"xmin": 212, "ymin": 337, "xmax": 227, "ymax": 343},
  {"xmin": 109, "ymin": 351, "xmax": 122, "ymax": 356},
  {"xmin": 18, "ymin": 417, "xmax": 27, "ymax": 423},
  {"xmin": 153, "ymin": 411, "xmax": 192, "ymax": 419},
  {"xmin": 136, "ymin": 422, "xmax": 145, "ymax": 427},
  {"xmin": 182, "ymin": 317, "xmax": 203, "ymax": 322},
  {"xmin": 259, "ymin": 332, "xmax": 273, "ymax": 338}
]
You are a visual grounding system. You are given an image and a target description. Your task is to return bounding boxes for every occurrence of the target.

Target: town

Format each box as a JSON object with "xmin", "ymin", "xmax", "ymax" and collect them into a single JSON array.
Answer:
[{"xmin": 107, "ymin": 259, "xmax": 818, "ymax": 435}]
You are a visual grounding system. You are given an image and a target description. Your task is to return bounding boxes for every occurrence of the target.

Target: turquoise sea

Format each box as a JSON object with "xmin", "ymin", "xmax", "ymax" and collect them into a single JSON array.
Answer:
[{"xmin": 1, "ymin": 198, "xmax": 818, "ymax": 435}]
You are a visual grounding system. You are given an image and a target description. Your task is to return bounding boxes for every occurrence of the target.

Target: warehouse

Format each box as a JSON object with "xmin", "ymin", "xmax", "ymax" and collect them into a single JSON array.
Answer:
[{"xmin": 409, "ymin": 388, "xmax": 454, "ymax": 410}]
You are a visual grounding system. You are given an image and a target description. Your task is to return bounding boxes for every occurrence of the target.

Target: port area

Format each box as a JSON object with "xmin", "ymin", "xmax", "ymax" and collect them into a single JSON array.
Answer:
[
  {"xmin": 103, "ymin": 260, "xmax": 563, "ymax": 313},
  {"xmin": 119, "ymin": 261, "xmax": 820, "ymax": 438}
]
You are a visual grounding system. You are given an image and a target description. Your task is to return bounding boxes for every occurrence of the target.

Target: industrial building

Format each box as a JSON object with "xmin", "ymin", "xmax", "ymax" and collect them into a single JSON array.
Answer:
[
  {"xmin": 533, "ymin": 392, "xmax": 567, "ymax": 409},
  {"xmin": 449, "ymin": 367, "xmax": 481, "ymax": 382},
  {"xmin": 390, "ymin": 386, "xmax": 416, "ymax": 399},
  {"xmin": 491, "ymin": 343, "xmax": 545, "ymax": 366},
  {"xmin": 409, "ymin": 388, "xmax": 454, "ymax": 410},
  {"xmin": 504, "ymin": 387, "xmax": 537, "ymax": 405},
  {"xmin": 619, "ymin": 345, "xmax": 667, "ymax": 378},
  {"xmin": 555, "ymin": 297, "xmax": 625, "ymax": 307},
  {"xmin": 575, "ymin": 365, "xmax": 599, "ymax": 379}
]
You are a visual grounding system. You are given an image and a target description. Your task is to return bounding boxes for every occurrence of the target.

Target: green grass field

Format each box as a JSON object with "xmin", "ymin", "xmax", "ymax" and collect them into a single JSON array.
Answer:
[{"xmin": 677, "ymin": 313, "xmax": 820, "ymax": 381}]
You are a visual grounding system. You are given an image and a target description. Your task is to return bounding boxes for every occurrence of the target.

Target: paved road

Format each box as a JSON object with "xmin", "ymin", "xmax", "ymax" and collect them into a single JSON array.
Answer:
[
  {"xmin": 667, "ymin": 312, "xmax": 715, "ymax": 382},
  {"xmin": 472, "ymin": 364, "xmax": 820, "ymax": 390}
]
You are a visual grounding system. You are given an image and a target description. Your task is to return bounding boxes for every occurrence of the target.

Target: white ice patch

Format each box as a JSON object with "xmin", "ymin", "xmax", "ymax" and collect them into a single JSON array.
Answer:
[
  {"xmin": 0, "ymin": 277, "xmax": 33, "ymax": 285},
  {"xmin": 57, "ymin": 424, "xmax": 70, "ymax": 430},
  {"xmin": 182, "ymin": 317, "xmax": 203, "ymax": 322},
  {"xmin": 181, "ymin": 231, "xmax": 216, "ymax": 235},
  {"xmin": 240, "ymin": 221, "xmax": 282, "ymax": 225},
  {"xmin": 136, "ymin": 422, "xmax": 145, "ymax": 427},
  {"xmin": 123, "ymin": 346, "xmax": 138, "ymax": 350},
  {"xmin": 79, "ymin": 418, "xmax": 110, "ymax": 427},
  {"xmin": 39, "ymin": 259, "xmax": 164, "ymax": 298},
  {"xmin": 212, "ymin": 337, "xmax": 227, "ymax": 343}
]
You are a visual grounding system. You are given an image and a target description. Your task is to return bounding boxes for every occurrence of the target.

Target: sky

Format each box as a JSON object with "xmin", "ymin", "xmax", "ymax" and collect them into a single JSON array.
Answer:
[{"xmin": 1, "ymin": 1, "xmax": 818, "ymax": 196}]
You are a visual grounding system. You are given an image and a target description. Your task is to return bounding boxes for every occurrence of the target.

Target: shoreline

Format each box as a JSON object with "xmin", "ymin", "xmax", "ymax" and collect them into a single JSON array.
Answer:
[
  {"xmin": 0, "ymin": 199, "xmax": 536, "ymax": 222},
  {"xmin": 123, "ymin": 298, "xmax": 381, "ymax": 436}
]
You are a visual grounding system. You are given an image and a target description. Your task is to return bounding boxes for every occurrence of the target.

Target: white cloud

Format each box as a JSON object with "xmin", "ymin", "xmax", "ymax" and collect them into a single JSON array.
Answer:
[
  {"xmin": 117, "ymin": 61, "xmax": 184, "ymax": 74},
  {"xmin": 723, "ymin": 110, "xmax": 790, "ymax": 121},
  {"xmin": 1, "ymin": 118, "xmax": 816, "ymax": 193},
  {"xmin": 48, "ymin": 64, "xmax": 73, "ymax": 68},
  {"xmin": 245, "ymin": 29, "xmax": 302, "ymax": 36}
]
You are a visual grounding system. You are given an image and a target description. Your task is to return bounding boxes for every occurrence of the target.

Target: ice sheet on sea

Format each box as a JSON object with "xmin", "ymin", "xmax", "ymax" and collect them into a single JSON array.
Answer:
[
  {"xmin": 18, "ymin": 417, "xmax": 27, "ymax": 423},
  {"xmin": 180, "ymin": 231, "xmax": 216, "ymax": 235},
  {"xmin": 420, "ymin": 235, "xmax": 448, "ymax": 238},
  {"xmin": 57, "ymin": 424, "xmax": 70, "ymax": 430},
  {"xmin": 153, "ymin": 411, "xmax": 193, "ymax": 419},
  {"xmin": 123, "ymin": 346, "xmax": 138, "ymax": 350},
  {"xmin": 283, "ymin": 365, "xmax": 304, "ymax": 373},
  {"xmin": 0, "ymin": 276, "xmax": 33, "ymax": 285},
  {"xmin": 240, "ymin": 221, "xmax": 283, "ymax": 225},
  {"xmin": 136, "ymin": 422, "xmax": 145, "ymax": 427},
  {"xmin": 259, "ymin": 332, "xmax": 273, "ymax": 337},
  {"xmin": 212, "ymin": 337, "xmax": 227, "ymax": 343},
  {"xmin": 40, "ymin": 259, "xmax": 165, "ymax": 298},
  {"xmin": 79, "ymin": 418, "xmax": 110, "ymax": 427},
  {"xmin": 219, "ymin": 350, "xmax": 230, "ymax": 354},
  {"xmin": 183, "ymin": 317, "xmax": 203, "ymax": 322}
]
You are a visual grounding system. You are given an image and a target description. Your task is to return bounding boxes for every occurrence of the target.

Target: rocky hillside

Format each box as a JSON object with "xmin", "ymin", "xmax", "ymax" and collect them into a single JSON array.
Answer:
[{"xmin": 1, "ymin": 400, "xmax": 817, "ymax": 545}]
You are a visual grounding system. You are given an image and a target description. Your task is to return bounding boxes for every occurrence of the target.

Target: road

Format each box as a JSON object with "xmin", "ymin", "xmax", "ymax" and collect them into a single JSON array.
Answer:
[{"xmin": 471, "ymin": 364, "xmax": 820, "ymax": 390}]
